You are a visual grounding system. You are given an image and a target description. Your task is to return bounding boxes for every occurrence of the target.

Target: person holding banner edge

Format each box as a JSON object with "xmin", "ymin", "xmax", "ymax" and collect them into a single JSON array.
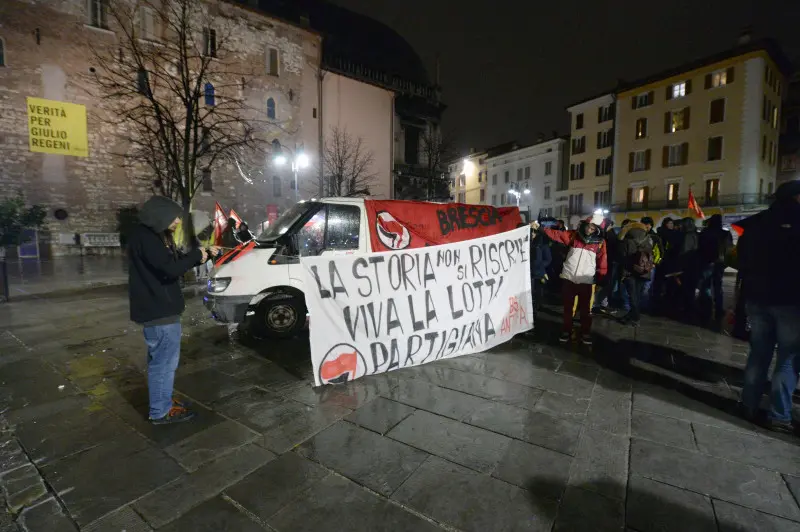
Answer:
[{"xmin": 532, "ymin": 213, "xmax": 607, "ymax": 345}]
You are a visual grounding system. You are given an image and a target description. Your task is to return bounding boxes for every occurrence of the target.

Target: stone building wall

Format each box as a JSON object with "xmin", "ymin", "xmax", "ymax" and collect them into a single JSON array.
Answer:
[{"xmin": 0, "ymin": 0, "xmax": 321, "ymax": 256}]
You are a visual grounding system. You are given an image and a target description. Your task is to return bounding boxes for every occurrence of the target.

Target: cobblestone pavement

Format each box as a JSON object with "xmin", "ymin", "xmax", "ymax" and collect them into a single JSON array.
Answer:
[{"xmin": 1, "ymin": 286, "xmax": 799, "ymax": 531}]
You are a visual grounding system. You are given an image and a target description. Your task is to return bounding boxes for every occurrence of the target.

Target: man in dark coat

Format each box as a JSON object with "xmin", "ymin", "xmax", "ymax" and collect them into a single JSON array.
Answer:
[
  {"xmin": 128, "ymin": 196, "xmax": 218, "ymax": 424},
  {"xmin": 698, "ymin": 214, "xmax": 733, "ymax": 321},
  {"xmin": 617, "ymin": 221, "xmax": 654, "ymax": 325},
  {"xmin": 738, "ymin": 181, "xmax": 800, "ymax": 433},
  {"xmin": 529, "ymin": 230, "xmax": 552, "ymax": 317},
  {"xmin": 677, "ymin": 217, "xmax": 700, "ymax": 313}
]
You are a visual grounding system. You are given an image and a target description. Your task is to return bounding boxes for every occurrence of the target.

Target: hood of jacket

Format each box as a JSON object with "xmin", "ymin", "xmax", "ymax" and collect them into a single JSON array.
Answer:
[
  {"xmin": 576, "ymin": 221, "xmax": 604, "ymax": 245},
  {"xmin": 618, "ymin": 221, "xmax": 648, "ymax": 241},
  {"xmin": 139, "ymin": 196, "xmax": 184, "ymax": 233}
]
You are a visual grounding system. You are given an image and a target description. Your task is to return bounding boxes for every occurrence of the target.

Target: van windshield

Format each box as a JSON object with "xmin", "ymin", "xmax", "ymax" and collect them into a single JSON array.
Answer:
[{"xmin": 256, "ymin": 202, "xmax": 320, "ymax": 243}]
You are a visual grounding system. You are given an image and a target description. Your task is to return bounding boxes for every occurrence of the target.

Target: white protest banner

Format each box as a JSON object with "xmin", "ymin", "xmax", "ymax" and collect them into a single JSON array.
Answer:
[{"xmin": 302, "ymin": 226, "xmax": 533, "ymax": 386}]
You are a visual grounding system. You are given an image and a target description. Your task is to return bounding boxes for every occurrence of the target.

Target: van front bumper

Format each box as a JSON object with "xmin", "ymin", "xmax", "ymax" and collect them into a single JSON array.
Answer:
[{"xmin": 203, "ymin": 293, "xmax": 252, "ymax": 323}]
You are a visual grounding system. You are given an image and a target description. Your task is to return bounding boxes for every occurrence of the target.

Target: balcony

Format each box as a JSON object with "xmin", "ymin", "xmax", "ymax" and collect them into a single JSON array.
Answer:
[
  {"xmin": 394, "ymin": 164, "xmax": 450, "ymax": 201},
  {"xmin": 610, "ymin": 193, "xmax": 771, "ymax": 213}
]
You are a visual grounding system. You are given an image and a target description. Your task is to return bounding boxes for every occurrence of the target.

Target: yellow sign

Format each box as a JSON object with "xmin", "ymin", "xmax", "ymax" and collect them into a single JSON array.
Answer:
[{"xmin": 26, "ymin": 97, "xmax": 88, "ymax": 157}]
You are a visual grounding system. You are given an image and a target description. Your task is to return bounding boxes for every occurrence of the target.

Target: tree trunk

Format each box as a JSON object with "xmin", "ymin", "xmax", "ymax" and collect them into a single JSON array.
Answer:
[{"xmin": 181, "ymin": 199, "xmax": 198, "ymax": 250}]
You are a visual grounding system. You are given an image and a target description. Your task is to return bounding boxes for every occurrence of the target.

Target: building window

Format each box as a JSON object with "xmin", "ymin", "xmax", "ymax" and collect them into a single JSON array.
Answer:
[
  {"xmin": 517, "ymin": 168, "xmax": 523, "ymax": 181},
  {"xmin": 525, "ymin": 166, "xmax": 531, "ymax": 179},
  {"xmin": 763, "ymin": 96, "xmax": 768, "ymax": 121},
  {"xmin": 480, "ymin": 189, "xmax": 486, "ymax": 202},
  {"xmin": 598, "ymin": 104, "xmax": 613, "ymax": 123},
  {"xmin": 203, "ymin": 28, "xmax": 217, "ymax": 58},
  {"xmin": 204, "ymin": 82, "xmax": 215, "ymax": 106},
  {"xmin": 709, "ymin": 99, "xmax": 725, "ymax": 124},
  {"xmin": 458, "ymin": 192, "xmax": 466, "ymax": 203},
  {"xmin": 666, "ymin": 143, "xmax": 688, "ymax": 167},
  {"xmin": 575, "ymin": 113, "xmax": 584, "ymax": 130},
  {"xmin": 762, "ymin": 135, "xmax": 767, "ymax": 161},
  {"xmin": 628, "ymin": 186, "xmax": 647, "ymax": 208},
  {"xmin": 500, "ymin": 193, "xmax": 506, "ymax": 205},
  {"xmin": 544, "ymin": 185, "xmax": 551, "ymax": 200},
  {"xmin": 88, "ymin": 0, "xmax": 108, "ymax": 29},
  {"xmin": 568, "ymin": 193, "xmax": 584, "ymax": 214},
  {"xmin": 772, "ymin": 106, "xmax": 779, "ymax": 129},
  {"xmin": 492, "ymin": 174, "xmax": 497, "ymax": 185},
  {"xmin": 266, "ymin": 97, "xmax": 276, "ymax": 119},
  {"xmin": 137, "ymin": 68, "xmax": 150, "ymax": 96},
  {"xmin": 544, "ymin": 161, "xmax": 552, "ymax": 175},
  {"xmin": 597, "ymin": 129, "xmax": 612, "ymax": 149},
  {"xmin": 705, "ymin": 178, "xmax": 720, "ymax": 206},
  {"xmin": 666, "ymin": 108, "xmax": 690, "ymax": 133},
  {"xmin": 707, "ymin": 136, "xmax": 723, "ymax": 161},
  {"xmin": 596, "ymin": 156, "xmax": 612, "ymax": 176},
  {"xmin": 671, "ymin": 81, "xmax": 687, "ymax": 99},
  {"xmin": 267, "ymin": 47, "xmax": 279, "ymax": 76},
  {"xmin": 138, "ymin": 6, "xmax": 159, "ymax": 40},
  {"xmin": 666, "ymin": 182, "xmax": 680, "ymax": 207},
  {"xmin": 711, "ymin": 69, "xmax": 727, "ymax": 88},
  {"xmin": 635, "ymin": 118, "xmax": 647, "ymax": 139},
  {"xmin": 630, "ymin": 150, "xmax": 649, "ymax": 172},
  {"xmin": 273, "ymin": 176, "xmax": 281, "ymax": 196},
  {"xmin": 504, "ymin": 171, "xmax": 509, "ymax": 183},
  {"xmin": 570, "ymin": 162, "xmax": 585, "ymax": 181},
  {"xmin": 770, "ymin": 140, "xmax": 777, "ymax": 166},
  {"xmin": 0, "ymin": 38, "xmax": 4, "ymax": 67},
  {"xmin": 593, "ymin": 190, "xmax": 610, "ymax": 208},
  {"xmin": 459, "ymin": 175, "xmax": 466, "ymax": 187},
  {"xmin": 633, "ymin": 92, "xmax": 653, "ymax": 109},
  {"xmin": 571, "ymin": 136, "xmax": 586, "ymax": 154},
  {"xmin": 202, "ymin": 168, "xmax": 213, "ymax": 191},
  {"xmin": 492, "ymin": 194, "xmax": 497, "ymax": 205}
]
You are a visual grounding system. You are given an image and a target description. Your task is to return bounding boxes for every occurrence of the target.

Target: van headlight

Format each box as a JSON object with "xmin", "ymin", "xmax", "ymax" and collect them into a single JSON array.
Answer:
[{"xmin": 207, "ymin": 277, "xmax": 231, "ymax": 293}]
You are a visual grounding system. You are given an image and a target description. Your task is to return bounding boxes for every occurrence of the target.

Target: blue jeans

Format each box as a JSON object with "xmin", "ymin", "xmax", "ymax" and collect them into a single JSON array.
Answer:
[
  {"xmin": 741, "ymin": 303, "xmax": 800, "ymax": 422},
  {"xmin": 640, "ymin": 269, "xmax": 655, "ymax": 312},
  {"xmin": 143, "ymin": 323, "xmax": 182, "ymax": 419},
  {"xmin": 699, "ymin": 263, "xmax": 725, "ymax": 318}
]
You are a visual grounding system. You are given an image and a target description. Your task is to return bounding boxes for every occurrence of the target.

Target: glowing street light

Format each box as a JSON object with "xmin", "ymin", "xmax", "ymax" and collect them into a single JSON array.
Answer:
[
  {"xmin": 508, "ymin": 188, "xmax": 530, "ymax": 206},
  {"xmin": 272, "ymin": 143, "xmax": 310, "ymax": 202}
]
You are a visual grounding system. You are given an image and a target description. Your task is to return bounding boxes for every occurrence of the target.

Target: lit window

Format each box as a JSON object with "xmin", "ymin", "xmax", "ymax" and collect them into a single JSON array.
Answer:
[
  {"xmin": 669, "ymin": 109, "xmax": 689, "ymax": 132},
  {"xmin": 772, "ymin": 106, "xmax": 779, "ymax": 129},
  {"xmin": 667, "ymin": 182, "xmax": 680, "ymax": 202},
  {"xmin": 712, "ymin": 70, "xmax": 727, "ymax": 88},
  {"xmin": 634, "ymin": 188, "xmax": 645, "ymax": 204},
  {"xmin": 635, "ymin": 118, "xmax": 647, "ymax": 139},
  {"xmin": 267, "ymin": 98, "xmax": 276, "ymax": 119},
  {"xmin": 672, "ymin": 82, "xmax": 686, "ymax": 99},
  {"xmin": 705, "ymin": 179, "xmax": 720, "ymax": 205}
]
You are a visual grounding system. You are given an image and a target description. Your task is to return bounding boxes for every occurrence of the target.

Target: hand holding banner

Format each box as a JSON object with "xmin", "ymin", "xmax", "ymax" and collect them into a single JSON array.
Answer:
[{"xmin": 302, "ymin": 227, "xmax": 533, "ymax": 386}]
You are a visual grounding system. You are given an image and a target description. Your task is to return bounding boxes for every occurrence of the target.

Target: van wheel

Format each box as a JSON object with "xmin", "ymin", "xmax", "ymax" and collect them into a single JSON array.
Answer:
[{"xmin": 251, "ymin": 296, "xmax": 306, "ymax": 338}]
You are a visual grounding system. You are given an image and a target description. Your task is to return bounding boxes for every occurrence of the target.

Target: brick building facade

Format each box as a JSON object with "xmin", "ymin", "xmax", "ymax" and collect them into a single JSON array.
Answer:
[{"xmin": 0, "ymin": 0, "xmax": 321, "ymax": 256}]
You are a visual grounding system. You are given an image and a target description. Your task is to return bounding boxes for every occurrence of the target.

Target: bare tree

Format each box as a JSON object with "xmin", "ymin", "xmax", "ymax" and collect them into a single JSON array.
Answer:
[
  {"xmin": 420, "ymin": 127, "xmax": 454, "ymax": 200},
  {"xmin": 87, "ymin": 0, "xmax": 280, "ymax": 243},
  {"xmin": 320, "ymin": 126, "xmax": 376, "ymax": 197}
]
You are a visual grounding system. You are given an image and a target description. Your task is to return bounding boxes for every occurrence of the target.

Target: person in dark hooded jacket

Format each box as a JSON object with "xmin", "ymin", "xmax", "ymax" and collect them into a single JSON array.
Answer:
[
  {"xmin": 529, "ymin": 229, "xmax": 552, "ymax": 319},
  {"xmin": 617, "ymin": 221, "xmax": 654, "ymax": 325},
  {"xmin": 128, "ymin": 196, "xmax": 218, "ymax": 424},
  {"xmin": 698, "ymin": 214, "xmax": 733, "ymax": 321},
  {"xmin": 676, "ymin": 217, "xmax": 700, "ymax": 313},
  {"xmin": 738, "ymin": 180, "xmax": 800, "ymax": 433}
]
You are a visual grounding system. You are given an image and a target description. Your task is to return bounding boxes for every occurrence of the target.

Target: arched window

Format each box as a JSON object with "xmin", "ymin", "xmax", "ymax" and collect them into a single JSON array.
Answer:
[
  {"xmin": 266, "ymin": 97, "xmax": 276, "ymax": 119},
  {"xmin": 271, "ymin": 138, "xmax": 281, "ymax": 153},
  {"xmin": 272, "ymin": 175, "xmax": 281, "ymax": 197},
  {"xmin": 204, "ymin": 82, "xmax": 215, "ymax": 106},
  {"xmin": 0, "ymin": 38, "xmax": 5, "ymax": 67}
]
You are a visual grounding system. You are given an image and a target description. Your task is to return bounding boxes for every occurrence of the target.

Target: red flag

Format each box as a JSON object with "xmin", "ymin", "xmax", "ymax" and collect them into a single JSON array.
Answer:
[
  {"xmin": 229, "ymin": 209, "xmax": 243, "ymax": 229},
  {"xmin": 213, "ymin": 202, "xmax": 228, "ymax": 245},
  {"xmin": 688, "ymin": 189, "xmax": 706, "ymax": 220}
]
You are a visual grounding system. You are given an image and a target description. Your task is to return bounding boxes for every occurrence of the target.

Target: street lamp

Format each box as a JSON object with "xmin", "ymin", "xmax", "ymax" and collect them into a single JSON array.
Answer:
[
  {"xmin": 272, "ymin": 143, "xmax": 310, "ymax": 202},
  {"xmin": 508, "ymin": 188, "xmax": 530, "ymax": 206}
]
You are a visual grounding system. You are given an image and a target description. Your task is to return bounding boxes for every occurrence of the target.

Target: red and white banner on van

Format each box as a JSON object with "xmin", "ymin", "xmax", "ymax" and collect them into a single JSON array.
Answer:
[
  {"xmin": 302, "ymin": 226, "xmax": 533, "ymax": 386},
  {"xmin": 365, "ymin": 200, "xmax": 522, "ymax": 252}
]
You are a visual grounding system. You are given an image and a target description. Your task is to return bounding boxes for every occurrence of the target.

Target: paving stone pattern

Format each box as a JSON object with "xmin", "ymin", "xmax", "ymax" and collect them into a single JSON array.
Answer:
[{"xmin": 2, "ymin": 291, "xmax": 800, "ymax": 530}]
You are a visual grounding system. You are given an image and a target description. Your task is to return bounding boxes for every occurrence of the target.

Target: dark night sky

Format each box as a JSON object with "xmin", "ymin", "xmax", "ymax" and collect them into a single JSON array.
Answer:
[{"xmin": 331, "ymin": 0, "xmax": 800, "ymax": 154}]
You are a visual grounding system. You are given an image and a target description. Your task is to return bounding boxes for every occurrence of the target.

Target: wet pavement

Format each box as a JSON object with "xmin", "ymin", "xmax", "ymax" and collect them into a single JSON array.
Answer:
[
  {"xmin": 3, "ymin": 257, "xmax": 129, "ymax": 300},
  {"xmin": 1, "ymin": 285, "xmax": 800, "ymax": 531}
]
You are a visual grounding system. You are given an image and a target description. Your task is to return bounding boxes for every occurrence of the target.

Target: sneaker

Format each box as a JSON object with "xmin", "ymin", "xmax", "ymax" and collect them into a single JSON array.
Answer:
[
  {"xmin": 581, "ymin": 336, "xmax": 593, "ymax": 346},
  {"xmin": 559, "ymin": 332, "xmax": 570, "ymax": 343},
  {"xmin": 151, "ymin": 405, "xmax": 196, "ymax": 425}
]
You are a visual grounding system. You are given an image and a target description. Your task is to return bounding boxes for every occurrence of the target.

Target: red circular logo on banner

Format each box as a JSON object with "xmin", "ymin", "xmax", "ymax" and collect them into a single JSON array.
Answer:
[
  {"xmin": 376, "ymin": 211, "xmax": 411, "ymax": 250},
  {"xmin": 318, "ymin": 343, "xmax": 368, "ymax": 385}
]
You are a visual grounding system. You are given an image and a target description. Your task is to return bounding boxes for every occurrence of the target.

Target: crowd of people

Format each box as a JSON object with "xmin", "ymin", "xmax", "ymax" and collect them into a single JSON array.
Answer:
[
  {"xmin": 529, "ymin": 209, "xmax": 733, "ymax": 341},
  {"xmin": 528, "ymin": 180, "xmax": 800, "ymax": 433}
]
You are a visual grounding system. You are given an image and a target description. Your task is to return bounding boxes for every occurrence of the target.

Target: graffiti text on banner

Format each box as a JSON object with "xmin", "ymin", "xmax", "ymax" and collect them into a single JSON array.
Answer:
[{"xmin": 302, "ymin": 226, "xmax": 533, "ymax": 386}]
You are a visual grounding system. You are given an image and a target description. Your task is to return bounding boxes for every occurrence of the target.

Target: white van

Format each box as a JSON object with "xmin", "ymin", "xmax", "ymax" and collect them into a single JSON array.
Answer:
[{"xmin": 204, "ymin": 197, "xmax": 521, "ymax": 338}]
